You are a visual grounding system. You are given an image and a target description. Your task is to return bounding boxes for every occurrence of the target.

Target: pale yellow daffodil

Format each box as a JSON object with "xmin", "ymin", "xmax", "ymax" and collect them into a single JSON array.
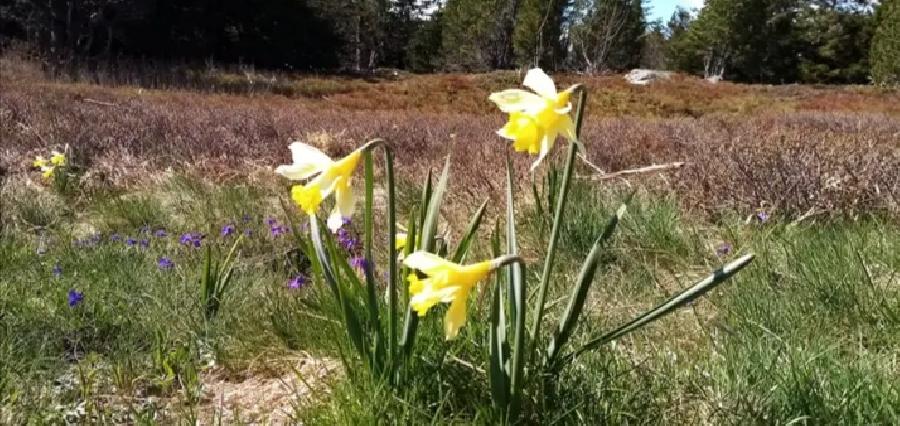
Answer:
[
  {"xmin": 41, "ymin": 166, "xmax": 55, "ymax": 179},
  {"xmin": 49, "ymin": 151, "xmax": 66, "ymax": 166},
  {"xmin": 33, "ymin": 156, "xmax": 48, "ymax": 168},
  {"xmin": 276, "ymin": 142, "xmax": 363, "ymax": 231},
  {"xmin": 404, "ymin": 252, "xmax": 508, "ymax": 340},
  {"xmin": 395, "ymin": 232, "xmax": 410, "ymax": 251},
  {"xmin": 489, "ymin": 68, "xmax": 578, "ymax": 170}
]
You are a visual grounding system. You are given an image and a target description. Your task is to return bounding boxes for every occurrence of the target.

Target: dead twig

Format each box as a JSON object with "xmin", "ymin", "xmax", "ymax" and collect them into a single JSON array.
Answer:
[
  {"xmin": 82, "ymin": 98, "xmax": 117, "ymax": 107},
  {"xmin": 582, "ymin": 161, "xmax": 687, "ymax": 181}
]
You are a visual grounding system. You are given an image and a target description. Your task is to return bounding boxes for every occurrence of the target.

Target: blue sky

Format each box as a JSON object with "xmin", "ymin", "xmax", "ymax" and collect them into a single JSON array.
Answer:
[{"xmin": 646, "ymin": 0, "xmax": 704, "ymax": 23}]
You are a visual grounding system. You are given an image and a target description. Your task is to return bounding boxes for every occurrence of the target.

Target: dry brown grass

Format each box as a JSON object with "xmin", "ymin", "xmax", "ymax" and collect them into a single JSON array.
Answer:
[{"xmin": 2, "ymin": 59, "xmax": 898, "ymax": 219}]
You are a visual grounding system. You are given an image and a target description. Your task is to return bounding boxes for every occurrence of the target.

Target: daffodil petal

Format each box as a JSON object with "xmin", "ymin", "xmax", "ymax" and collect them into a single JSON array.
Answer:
[
  {"xmin": 559, "ymin": 114, "xmax": 577, "ymax": 141},
  {"xmin": 489, "ymin": 89, "xmax": 545, "ymax": 113},
  {"xmin": 275, "ymin": 142, "xmax": 332, "ymax": 180},
  {"xmin": 327, "ymin": 178, "xmax": 356, "ymax": 231},
  {"xmin": 410, "ymin": 285, "xmax": 459, "ymax": 317},
  {"xmin": 444, "ymin": 290, "xmax": 470, "ymax": 340},
  {"xmin": 403, "ymin": 251, "xmax": 451, "ymax": 275},
  {"xmin": 289, "ymin": 142, "xmax": 332, "ymax": 168},
  {"xmin": 523, "ymin": 68, "xmax": 557, "ymax": 99},
  {"xmin": 275, "ymin": 164, "xmax": 321, "ymax": 180},
  {"xmin": 554, "ymin": 102, "xmax": 572, "ymax": 115},
  {"xmin": 530, "ymin": 132, "xmax": 555, "ymax": 171}
]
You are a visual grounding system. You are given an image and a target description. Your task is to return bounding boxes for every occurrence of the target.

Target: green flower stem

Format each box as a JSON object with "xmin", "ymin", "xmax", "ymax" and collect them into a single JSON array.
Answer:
[{"xmin": 529, "ymin": 86, "xmax": 587, "ymax": 361}]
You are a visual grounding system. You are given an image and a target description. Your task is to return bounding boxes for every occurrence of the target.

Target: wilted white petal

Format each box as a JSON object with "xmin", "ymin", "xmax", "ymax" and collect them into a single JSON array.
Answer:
[
  {"xmin": 488, "ymin": 89, "xmax": 545, "ymax": 113},
  {"xmin": 523, "ymin": 68, "xmax": 557, "ymax": 99}
]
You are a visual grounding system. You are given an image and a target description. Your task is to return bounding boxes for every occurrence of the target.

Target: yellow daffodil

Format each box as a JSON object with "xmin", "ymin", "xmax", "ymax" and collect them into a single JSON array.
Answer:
[
  {"xmin": 49, "ymin": 151, "xmax": 66, "ymax": 166},
  {"xmin": 395, "ymin": 232, "xmax": 410, "ymax": 251},
  {"xmin": 403, "ymin": 252, "xmax": 508, "ymax": 339},
  {"xmin": 33, "ymin": 156, "xmax": 48, "ymax": 168},
  {"xmin": 276, "ymin": 142, "xmax": 363, "ymax": 231},
  {"xmin": 489, "ymin": 68, "xmax": 578, "ymax": 170},
  {"xmin": 41, "ymin": 166, "xmax": 55, "ymax": 179}
]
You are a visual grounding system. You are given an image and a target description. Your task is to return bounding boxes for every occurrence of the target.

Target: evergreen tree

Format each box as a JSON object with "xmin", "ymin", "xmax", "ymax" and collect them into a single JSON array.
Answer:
[
  {"xmin": 513, "ymin": 0, "xmax": 569, "ymax": 69},
  {"xmin": 569, "ymin": 0, "xmax": 645, "ymax": 73},
  {"xmin": 870, "ymin": 0, "xmax": 900, "ymax": 84}
]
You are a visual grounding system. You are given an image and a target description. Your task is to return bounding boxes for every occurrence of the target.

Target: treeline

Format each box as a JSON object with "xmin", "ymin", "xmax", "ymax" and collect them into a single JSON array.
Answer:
[{"xmin": 1, "ymin": 0, "xmax": 897, "ymax": 84}]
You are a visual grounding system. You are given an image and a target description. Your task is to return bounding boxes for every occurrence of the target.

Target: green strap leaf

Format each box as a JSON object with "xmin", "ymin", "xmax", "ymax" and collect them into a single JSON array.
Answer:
[
  {"xmin": 451, "ymin": 199, "xmax": 489, "ymax": 264},
  {"xmin": 567, "ymin": 253, "xmax": 755, "ymax": 363},
  {"xmin": 547, "ymin": 203, "xmax": 626, "ymax": 363}
]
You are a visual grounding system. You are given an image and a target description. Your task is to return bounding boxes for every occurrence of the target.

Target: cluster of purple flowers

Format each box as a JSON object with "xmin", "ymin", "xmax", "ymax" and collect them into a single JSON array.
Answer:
[
  {"xmin": 72, "ymin": 233, "xmax": 103, "ymax": 248},
  {"xmin": 157, "ymin": 257, "xmax": 175, "ymax": 270},
  {"xmin": 221, "ymin": 223, "xmax": 236, "ymax": 237},
  {"xmin": 180, "ymin": 232, "xmax": 204, "ymax": 248},
  {"xmin": 287, "ymin": 274, "xmax": 308, "ymax": 289},
  {"xmin": 67, "ymin": 289, "xmax": 84, "ymax": 307},
  {"xmin": 336, "ymin": 227, "xmax": 358, "ymax": 251},
  {"xmin": 266, "ymin": 217, "xmax": 289, "ymax": 237},
  {"xmin": 349, "ymin": 256, "xmax": 368, "ymax": 272}
]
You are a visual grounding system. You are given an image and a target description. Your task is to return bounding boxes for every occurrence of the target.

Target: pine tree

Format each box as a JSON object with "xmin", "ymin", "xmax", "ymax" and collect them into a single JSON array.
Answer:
[
  {"xmin": 870, "ymin": 0, "xmax": 900, "ymax": 84},
  {"xmin": 513, "ymin": 0, "xmax": 569, "ymax": 69}
]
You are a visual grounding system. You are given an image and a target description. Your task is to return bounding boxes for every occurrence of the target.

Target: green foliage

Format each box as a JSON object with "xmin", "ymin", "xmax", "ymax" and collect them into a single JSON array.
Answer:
[
  {"xmin": 198, "ymin": 237, "xmax": 242, "ymax": 323},
  {"xmin": 796, "ymin": 7, "xmax": 873, "ymax": 83},
  {"xmin": 439, "ymin": 0, "xmax": 503, "ymax": 71},
  {"xmin": 513, "ymin": 0, "xmax": 569, "ymax": 68},
  {"xmin": 570, "ymin": 0, "xmax": 646, "ymax": 73},
  {"xmin": 871, "ymin": 0, "xmax": 900, "ymax": 84},
  {"xmin": 406, "ymin": 12, "xmax": 445, "ymax": 73}
]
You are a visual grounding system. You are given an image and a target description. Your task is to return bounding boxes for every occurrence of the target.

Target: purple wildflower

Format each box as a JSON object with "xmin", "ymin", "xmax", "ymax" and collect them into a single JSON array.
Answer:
[
  {"xmin": 756, "ymin": 211, "xmax": 770, "ymax": 223},
  {"xmin": 154, "ymin": 229, "xmax": 168, "ymax": 238},
  {"xmin": 67, "ymin": 289, "xmax": 84, "ymax": 307},
  {"xmin": 180, "ymin": 233, "xmax": 204, "ymax": 247},
  {"xmin": 266, "ymin": 217, "xmax": 278, "ymax": 226},
  {"xmin": 125, "ymin": 237, "xmax": 138, "ymax": 247},
  {"xmin": 270, "ymin": 225, "xmax": 287, "ymax": 237},
  {"xmin": 110, "ymin": 233, "xmax": 122, "ymax": 242},
  {"xmin": 242, "ymin": 214, "xmax": 252, "ymax": 223},
  {"xmin": 350, "ymin": 256, "xmax": 368, "ymax": 271},
  {"xmin": 336, "ymin": 228, "xmax": 357, "ymax": 251},
  {"xmin": 52, "ymin": 263, "xmax": 62, "ymax": 278},
  {"xmin": 157, "ymin": 257, "xmax": 175, "ymax": 270},
  {"xmin": 287, "ymin": 274, "xmax": 308, "ymax": 289},
  {"xmin": 244, "ymin": 229, "xmax": 253, "ymax": 237},
  {"xmin": 221, "ymin": 223, "xmax": 236, "ymax": 237},
  {"xmin": 716, "ymin": 243, "xmax": 732, "ymax": 257},
  {"xmin": 139, "ymin": 239, "xmax": 150, "ymax": 249}
]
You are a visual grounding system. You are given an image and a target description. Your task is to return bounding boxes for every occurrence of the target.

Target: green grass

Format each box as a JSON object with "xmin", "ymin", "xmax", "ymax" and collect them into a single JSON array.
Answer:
[{"xmin": 1, "ymin": 175, "xmax": 897, "ymax": 423}]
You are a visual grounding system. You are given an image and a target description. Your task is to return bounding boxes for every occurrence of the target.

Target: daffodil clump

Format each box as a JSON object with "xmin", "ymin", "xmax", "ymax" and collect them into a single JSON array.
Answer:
[
  {"xmin": 274, "ymin": 69, "xmax": 753, "ymax": 422},
  {"xmin": 32, "ymin": 150, "xmax": 67, "ymax": 180}
]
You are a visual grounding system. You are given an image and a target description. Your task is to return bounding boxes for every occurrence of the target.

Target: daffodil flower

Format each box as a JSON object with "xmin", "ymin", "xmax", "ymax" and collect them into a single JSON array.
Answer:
[
  {"xmin": 41, "ymin": 166, "xmax": 55, "ymax": 179},
  {"xmin": 275, "ymin": 142, "xmax": 364, "ymax": 231},
  {"xmin": 33, "ymin": 156, "xmax": 48, "ymax": 168},
  {"xmin": 403, "ymin": 252, "xmax": 513, "ymax": 340},
  {"xmin": 489, "ymin": 68, "xmax": 578, "ymax": 170},
  {"xmin": 49, "ymin": 151, "xmax": 66, "ymax": 166},
  {"xmin": 395, "ymin": 232, "xmax": 410, "ymax": 251}
]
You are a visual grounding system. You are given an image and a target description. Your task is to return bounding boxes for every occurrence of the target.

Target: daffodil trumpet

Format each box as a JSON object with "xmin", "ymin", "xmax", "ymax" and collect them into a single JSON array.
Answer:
[
  {"xmin": 403, "ymin": 252, "xmax": 522, "ymax": 340},
  {"xmin": 276, "ymin": 139, "xmax": 384, "ymax": 232}
]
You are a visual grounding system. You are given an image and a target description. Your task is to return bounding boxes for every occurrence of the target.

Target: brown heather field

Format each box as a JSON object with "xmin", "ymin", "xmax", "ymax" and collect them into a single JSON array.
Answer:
[{"xmin": 2, "ymin": 57, "xmax": 899, "ymax": 220}]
